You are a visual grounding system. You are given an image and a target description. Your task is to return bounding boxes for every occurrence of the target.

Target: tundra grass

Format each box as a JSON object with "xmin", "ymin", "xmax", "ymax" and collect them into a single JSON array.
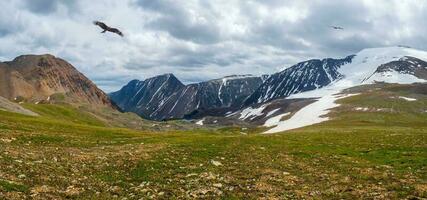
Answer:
[{"xmin": 0, "ymin": 84, "xmax": 426, "ymax": 199}]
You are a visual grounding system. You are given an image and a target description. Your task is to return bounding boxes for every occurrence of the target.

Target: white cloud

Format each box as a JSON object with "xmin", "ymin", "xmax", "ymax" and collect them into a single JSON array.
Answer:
[{"xmin": 0, "ymin": 0, "xmax": 426, "ymax": 92}]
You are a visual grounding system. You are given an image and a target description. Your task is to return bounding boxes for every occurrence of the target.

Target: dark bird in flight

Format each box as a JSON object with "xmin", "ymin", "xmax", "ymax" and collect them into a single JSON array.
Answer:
[
  {"xmin": 93, "ymin": 21, "xmax": 123, "ymax": 37},
  {"xmin": 330, "ymin": 26, "xmax": 344, "ymax": 30}
]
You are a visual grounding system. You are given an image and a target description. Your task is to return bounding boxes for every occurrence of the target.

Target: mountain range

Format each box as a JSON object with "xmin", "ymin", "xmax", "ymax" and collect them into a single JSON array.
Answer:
[
  {"xmin": 110, "ymin": 47, "xmax": 427, "ymax": 124},
  {"xmin": 110, "ymin": 74, "xmax": 265, "ymax": 120},
  {"xmin": 227, "ymin": 47, "xmax": 427, "ymax": 133},
  {"xmin": 1, "ymin": 46, "xmax": 426, "ymax": 199},
  {"xmin": 1, "ymin": 46, "xmax": 426, "ymax": 132}
]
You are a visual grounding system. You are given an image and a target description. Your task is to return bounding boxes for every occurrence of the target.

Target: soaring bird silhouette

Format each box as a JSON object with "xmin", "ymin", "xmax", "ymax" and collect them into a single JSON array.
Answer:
[
  {"xmin": 93, "ymin": 21, "xmax": 123, "ymax": 37},
  {"xmin": 330, "ymin": 26, "xmax": 344, "ymax": 30}
]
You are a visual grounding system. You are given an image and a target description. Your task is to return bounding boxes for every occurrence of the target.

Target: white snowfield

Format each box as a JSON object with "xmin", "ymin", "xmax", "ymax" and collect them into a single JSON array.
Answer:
[
  {"xmin": 264, "ymin": 112, "xmax": 290, "ymax": 127},
  {"xmin": 366, "ymin": 71, "xmax": 425, "ymax": 84},
  {"xmin": 355, "ymin": 107, "xmax": 369, "ymax": 111},
  {"xmin": 264, "ymin": 93, "xmax": 359, "ymax": 133},
  {"xmin": 239, "ymin": 104, "xmax": 268, "ymax": 120},
  {"xmin": 264, "ymin": 47, "xmax": 427, "ymax": 134},
  {"xmin": 398, "ymin": 96, "xmax": 417, "ymax": 101},
  {"xmin": 196, "ymin": 118, "xmax": 205, "ymax": 125}
]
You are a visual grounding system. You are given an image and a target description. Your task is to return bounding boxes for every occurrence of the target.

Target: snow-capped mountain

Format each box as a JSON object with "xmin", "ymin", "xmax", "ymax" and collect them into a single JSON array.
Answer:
[
  {"xmin": 244, "ymin": 47, "xmax": 427, "ymax": 108},
  {"xmin": 365, "ymin": 56, "xmax": 427, "ymax": 83},
  {"xmin": 335, "ymin": 47, "xmax": 427, "ymax": 86},
  {"xmin": 233, "ymin": 47, "xmax": 427, "ymax": 133},
  {"xmin": 110, "ymin": 74, "xmax": 263, "ymax": 120},
  {"xmin": 112, "ymin": 46, "xmax": 427, "ymax": 126},
  {"xmin": 244, "ymin": 55, "xmax": 354, "ymax": 105}
]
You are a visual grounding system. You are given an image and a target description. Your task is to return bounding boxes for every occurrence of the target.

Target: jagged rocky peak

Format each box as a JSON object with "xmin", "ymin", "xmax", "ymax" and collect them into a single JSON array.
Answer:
[
  {"xmin": 244, "ymin": 55, "xmax": 354, "ymax": 105},
  {"xmin": 110, "ymin": 74, "xmax": 264, "ymax": 120},
  {"xmin": 0, "ymin": 54, "xmax": 115, "ymax": 108},
  {"xmin": 260, "ymin": 74, "xmax": 270, "ymax": 82},
  {"xmin": 109, "ymin": 73, "xmax": 185, "ymax": 119},
  {"xmin": 150, "ymin": 74, "xmax": 264, "ymax": 120}
]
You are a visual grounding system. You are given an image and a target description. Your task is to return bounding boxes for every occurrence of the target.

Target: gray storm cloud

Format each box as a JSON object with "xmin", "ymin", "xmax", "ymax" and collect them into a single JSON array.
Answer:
[{"xmin": 0, "ymin": 0, "xmax": 426, "ymax": 92}]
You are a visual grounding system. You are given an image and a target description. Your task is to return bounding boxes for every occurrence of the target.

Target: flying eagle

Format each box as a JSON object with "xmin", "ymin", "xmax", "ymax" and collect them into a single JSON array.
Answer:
[
  {"xmin": 330, "ymin": 26, "xmax": 344, "ymax": 30},
  {"xmin": 93, "ymin": 21, "xmax": 123, "ymax": 37}
]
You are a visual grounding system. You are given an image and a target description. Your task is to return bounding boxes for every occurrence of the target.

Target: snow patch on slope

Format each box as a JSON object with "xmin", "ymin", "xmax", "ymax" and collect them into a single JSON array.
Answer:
[
  {"xmin": 366, "ymin": 71, "xmax": 426, "ymax": 84},
  {"xmin": 398, "ymin": 96, "xmax": 417, "ymax": 101},
  {"xmin": 196, "ymin": 118, "xmax": 205, "ymax": 125},
  {"xmin": 264, "ymin": 93, "xmax": 359, "ymax": 133},
  {"xmin": 355, "ymin": 107, "xmax": 370, "ymax": 111},
  {"xmin": 239, "ymin": 104, "xmax": 268, "ymax": 120},
  {"xmin": 264, "ymin": 112, "xmax": 290, "ymax": 127}
]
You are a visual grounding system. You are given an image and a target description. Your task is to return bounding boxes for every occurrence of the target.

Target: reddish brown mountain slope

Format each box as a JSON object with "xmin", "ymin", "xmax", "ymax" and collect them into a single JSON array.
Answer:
[{"xmin": 0, "ymin": 54, "xmax": 115, "ymax": 108}]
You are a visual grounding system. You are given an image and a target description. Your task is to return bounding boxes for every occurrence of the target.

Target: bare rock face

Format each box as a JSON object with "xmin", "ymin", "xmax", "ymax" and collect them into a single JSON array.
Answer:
[
  {"xmin": 0, "ymin": 54, "xmax": 115, "ymax": 108},
  {"xmin": 244, "ymin": 55, "xmax": 354, "ymax": 106},
  {"xmin": 110, "ymin": 74, "xmax": 264, "ymax": 120},
  {"xmin": 110, "ymin": 74, "xmax": 185, "ymax": 119}
]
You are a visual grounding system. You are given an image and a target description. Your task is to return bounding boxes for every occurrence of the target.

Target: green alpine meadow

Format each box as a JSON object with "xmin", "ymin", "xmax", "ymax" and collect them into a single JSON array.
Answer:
[{"xmin": 1, "ymin": 83, "xmax": 426, "ymax": 199}]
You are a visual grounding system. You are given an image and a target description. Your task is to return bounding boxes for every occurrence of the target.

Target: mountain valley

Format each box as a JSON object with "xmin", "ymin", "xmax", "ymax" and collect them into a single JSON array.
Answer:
[{"xmin": 1, "ymin": 47, "xmax": 427, "ymax": 199}]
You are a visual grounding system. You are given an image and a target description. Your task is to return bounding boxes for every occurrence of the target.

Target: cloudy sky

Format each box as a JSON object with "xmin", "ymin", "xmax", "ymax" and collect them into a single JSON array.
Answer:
[{"xmin": 1, "ymin": 0, "xmax": 426, "ymax": 91}]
